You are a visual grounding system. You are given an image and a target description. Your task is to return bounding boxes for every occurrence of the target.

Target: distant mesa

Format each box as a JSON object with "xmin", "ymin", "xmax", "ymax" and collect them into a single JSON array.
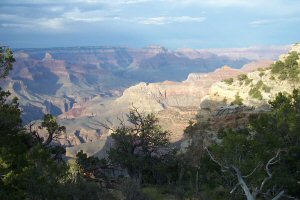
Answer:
[{"xmin": 43, "ymin": 52, "xmax": 53, "ymax": 60}]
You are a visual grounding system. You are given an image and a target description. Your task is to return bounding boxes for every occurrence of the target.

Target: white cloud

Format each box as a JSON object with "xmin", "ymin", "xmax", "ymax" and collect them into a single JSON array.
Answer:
[
  {"xmin": 63, "ymin": 8, "xmax": 105, "ymax": 22},
  {"xmin": 250, "ymin": 19, "xmax": 273, "ymax": 26},
  {"xmin": 164, "ymin": 0, "xmax": 259, "ymax": 7},
  {"xmin": 137, "ymin": 16, "xmax": 206, "ymax": 25},
  {"xmin": 1, "ymin": 23, "xmax": 31, "ymax": 28},
  {"xmin": 250, "ymin": 17, "xmax": 300, "ymax": 27},
  {"xmin": 38, "ymin": 18, "xmax": 65, "ymax": 29}
]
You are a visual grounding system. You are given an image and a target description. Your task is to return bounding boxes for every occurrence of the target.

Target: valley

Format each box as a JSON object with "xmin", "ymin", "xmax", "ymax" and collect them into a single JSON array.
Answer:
[{"xmin": 0, "ymin": 45, "xmax": 290, "ymax": 158}]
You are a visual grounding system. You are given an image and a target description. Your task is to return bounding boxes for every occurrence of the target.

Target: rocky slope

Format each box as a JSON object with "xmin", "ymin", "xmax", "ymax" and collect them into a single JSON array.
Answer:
[
  {"xmin": 59, "ymin": 62, "xmax": 274, "ymax": 157},
  {"xmin": 2, "ymin": 45, "xmax": 267, "ymax": 124},
  {"xmin": 194, "ymin": 43, "xmax": 300, "ymax": 140},
  {"xmin": 71, "ymin": 44, "xmax": 297, "ymax": 158},
  {"xmin": 0, "ymin": 45, "xmax": 290, "ymax": 157}
]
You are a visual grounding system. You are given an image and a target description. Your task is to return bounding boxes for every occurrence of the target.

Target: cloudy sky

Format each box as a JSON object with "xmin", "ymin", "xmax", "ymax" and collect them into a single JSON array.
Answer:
[{"xmin": 0, "ymin": 0, "xmax": 299, "ymax": 49}]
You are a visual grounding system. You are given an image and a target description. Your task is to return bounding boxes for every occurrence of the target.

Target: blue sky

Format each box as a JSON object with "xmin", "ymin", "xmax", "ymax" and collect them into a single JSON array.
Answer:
[{"xmin": 0, "ymin": 0, "xmax": 299, "ymax": 49}]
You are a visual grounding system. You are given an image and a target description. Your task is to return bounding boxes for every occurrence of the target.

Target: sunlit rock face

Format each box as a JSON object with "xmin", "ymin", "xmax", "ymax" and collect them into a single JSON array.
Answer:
[
  {"xmin": 6, "ymin": 45, "xmax": 267, "ymax": 123},
  {"xmin": 1, "ymin": 45, "xmax": 289, "ymax": 157},
  {"xmin": 195, "ymin": 43, "xmax": 300, "ymax": 137},
  {"xmin": 59, "ymin": 62, "xmax": 276, "ymax": 157}
]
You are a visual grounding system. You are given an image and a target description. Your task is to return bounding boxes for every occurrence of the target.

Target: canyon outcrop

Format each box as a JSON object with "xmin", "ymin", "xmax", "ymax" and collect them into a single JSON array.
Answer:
[{"xmin": 0, "ymin": 45, "xmax": 290, "ymax": 157}]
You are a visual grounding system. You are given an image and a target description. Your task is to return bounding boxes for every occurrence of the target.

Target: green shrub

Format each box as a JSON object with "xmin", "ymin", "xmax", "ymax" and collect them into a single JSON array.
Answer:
[
  {"xmin": 121, "ymin": 180, "xmax": 146, "ymax": 200},
  {"xmin": 271, "ymin": 61, "xmax": 285, "ymax": 74},
  {"xmin": 256, "ymin": 80, "xmax": 264, "ymax": 88},
  {"xmin": 249, "ymin": 87, "xmax": 262, "ymax": 100},
  {"xmin": 285, "ymin": 51, "xmax": 299, "ymax": 68},
  {"xmin": 224, "ymin": 78, "xmax": 234, "ymax": 85},
  {"xmin": 259, "ymin": 72, "xmax": 265, "ymax": 77},
  {"xmin": 141, "ymin": 187, "xmax": 164, "ymax": 200},
  {"xmin": 258, "ymin": 67, "xmax": 265, "ymax": 71},
  {"xmin": 279, "ymin": 71, "xmax": 288, "ymax": 80},
  {"xmin": 271, "ymin": 51, "xmax": 300, "ymax": 82},
  {"xmin": 249, "ymin": 81, "xmax": 264, "ymax": 100},
  {"xmin": 262, "ymin": 85, "xmax": 271, "ymax": 93},
  {"xmin": 245, "ymin": 78, "xmax": 253, "ymax": 86},
  {"xmin": 288, "ymin": 65, "xmax": 300, "ymax": 81},
  {"xmin": 237, "ymin": 74, "xmax": 248, "ymax": 81},
  {"xmin": 231, "ymin": 93, "xmax": 243, "ymax": 105}
]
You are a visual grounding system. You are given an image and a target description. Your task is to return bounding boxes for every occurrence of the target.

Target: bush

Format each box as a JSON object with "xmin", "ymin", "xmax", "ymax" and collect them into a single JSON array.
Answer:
[
  {"xmin": 258, "ymin": 67, "xmax": 265, "ymax": 71},
  {"xmin": 249, "ymin": 81, "xmax": 264, "ymax": 100},
  {"xmin": 237, "ymin": 74, "xmax": 248, "ymax": 81},
  {"xmin": 259, "ymin": 72, "xmax": 265, "ymax": 77},
  {"xmin": 271, "ymin": 61, "xmax": 284, "ymax": 74},
  {"xmin": 121, "ymin": 180, "xmax": 146, "ymax": 200},
  {"xmin": 224, "ymin": 78, "xmax": 233, "ymax": 85},
  {"xmin": 285, "ymin": 51, "xmax": 299, "ymax": 68},
  {"xmin": 262, "ymin": 85, "xmax": 271, "ymax": 93},
  {"xmin": 256, "ymin": 80, "xmax": 264, "ymax": 88},
  {"xmin": 279, "ymin": 71, "xmax": 288, "ymax": 80},
  {"xmin": 245, "ymin": 78, "xmax": 252, "ymax": 86},
  {"xmin": 231, "ymin": 93, "xmax": 243, "ymax": 105},
  {"xmin": 271, "ymin": 51, "xmax": 300, "ymax": 82},
  {"xmin": 141, "ymin": 187, "xmax": 164, "ymax": 200},
  {"xmin": 249, "ymin": 87, "xmax": 262, "ymax": 100}
]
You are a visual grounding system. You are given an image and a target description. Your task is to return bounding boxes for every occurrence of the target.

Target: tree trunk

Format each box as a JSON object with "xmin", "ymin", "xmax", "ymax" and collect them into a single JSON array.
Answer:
[
  {"xmin": 231, "ymin": 165, "xmax": 255, "ymax": 200},
  {"xmin": 178, "ymin": 167, "xmax": 184, "ymax": 186},
  {"xmin": 195, "ymin": 170, "xmax": 199, "ymax": 193}
]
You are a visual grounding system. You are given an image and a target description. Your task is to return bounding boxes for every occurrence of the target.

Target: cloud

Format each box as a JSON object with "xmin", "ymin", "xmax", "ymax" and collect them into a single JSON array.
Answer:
[
  {"xmin": 63, "ymin": 8, "xmax": 106, "ymax": 22},
  {"xmin": 38, "ymin": 18, "xmax": 65, "ymax": 29},
  {"xmin": 1, "ymin": 23, "xmax": 31, "ymax": 28},
  {"xmin": 249, "ymin": 19, "xmax": 273, "ymax": 27},
  {"xmin": 137, "ymin": 16, "xmax": 206, "ymax": 25},
  {"xmin": 163, "ymin": 0, "xmax": 259, "ymax": 7},
  {"xmin": 250, "ymin": 17, "xmax": 300, "ymax": 27}
]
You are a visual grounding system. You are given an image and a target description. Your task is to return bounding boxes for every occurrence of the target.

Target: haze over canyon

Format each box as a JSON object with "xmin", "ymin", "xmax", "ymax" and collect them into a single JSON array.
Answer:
[{"xmin": 0, "ymin": 44, "xmax": 290, "ymax": 157}]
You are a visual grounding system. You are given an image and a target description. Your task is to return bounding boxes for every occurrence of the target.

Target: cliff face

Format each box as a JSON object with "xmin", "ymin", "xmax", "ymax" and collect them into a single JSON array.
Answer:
[
  {"xmin": 5, "ymin": 46, "xmax": 267, "ymax": 124},
  {"xmin": 206, "ymin": 44, "xmax": 300, "ymax": 109},
  {"xmin": 59, "ymin": 62, "xmax": 274, "ymax": 157},
  {"xmin": 195, "ymin": 43, "xmax": 300, "ymax": 136},
  {"xmin": 1, "ymin": 45, "xmax": 290, "ymax": 157}
]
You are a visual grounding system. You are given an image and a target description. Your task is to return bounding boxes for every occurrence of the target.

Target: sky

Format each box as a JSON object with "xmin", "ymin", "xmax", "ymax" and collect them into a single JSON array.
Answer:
[{"xmin": 0, "ymin": 0, "xmax": 299, "ymax": 49}]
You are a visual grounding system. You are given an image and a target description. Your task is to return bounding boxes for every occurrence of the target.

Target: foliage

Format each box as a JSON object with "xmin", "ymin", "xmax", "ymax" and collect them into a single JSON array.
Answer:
[
  {"xmin": 0, "ymin": 46, "xmax": 15, "ymax": 78},
  {"xmin": 224, "ymin": 78, "xmax": 233, "ymax": 85},
  {"xmin": 262, "ymin": 84, "xmax": 271, "ymax": 93},
  {"xmin": 259, "ymin": 71, "xmax": 265, "ymax": 77},
  {"xmin": 141, "ymin": 186, "xmax": 164, "ymax": 200},
  {"xmin": 249, "ymin": 81, "xmax": 263, "ymax": 100},
  {"xmin": 40, "ymin": 114, "xmax": 66, "ymax": 145},
  {"xmin": 245, "ymin": 78, "xmax": 252, "ymax": 86},
  {"xmin": 200, "ymin": 89, "xmax": 300, "ymax": 199},
  {"xmin": 271, "ymin": 60, "xmax": 285, "ymax": 74},
  {"xmin": 271, "ymin": 51, "xmax": 300, "ymax": 81},
  {"xmin": 0, "ymin": 47, "xmax": 113, "ymax": 199},
  {"xmin": 231, "ymin": 93, "xmax": 243, "ymax": 105},
  {"xmin": 108, "ymin": 108, "xmax": 178, "ymax": 184},
  {"xmin": 120, "ymin": 179, "xmax": 147, "ymax": 200},
  {"xmin": 237, "ymin": 74, "xmax": 248, "ymax": 81},
  {"xmin": 270, "ymin": 75, "xmax": 275, "ymax": 80}
]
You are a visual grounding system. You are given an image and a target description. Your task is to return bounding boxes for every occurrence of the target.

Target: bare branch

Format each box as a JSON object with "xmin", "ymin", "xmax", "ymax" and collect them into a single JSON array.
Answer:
[
  {"xmin": 230, "ymin": 165, "xmax": 255, "ymax": 200},
  {"xmin": 272, "ymin": 190, "xmax": 285, "ymax": 200},
  {"xmin": 205, "ymin": 147, "xmax": 229, "ymax": 170},
  {"xmin": 243, "ymin": 163, "xmax": 262, "ymax": 178},
  {"xmin": 98, "ymin": 121, "xmax": 115, "ymax": 132},
  {"xmin": 230, "ymin": 183, "xmax": 240, "ymax": 194},
  {"xmin": 260, "ymin": 150, "xmax": 281, "ymax": 192}
]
